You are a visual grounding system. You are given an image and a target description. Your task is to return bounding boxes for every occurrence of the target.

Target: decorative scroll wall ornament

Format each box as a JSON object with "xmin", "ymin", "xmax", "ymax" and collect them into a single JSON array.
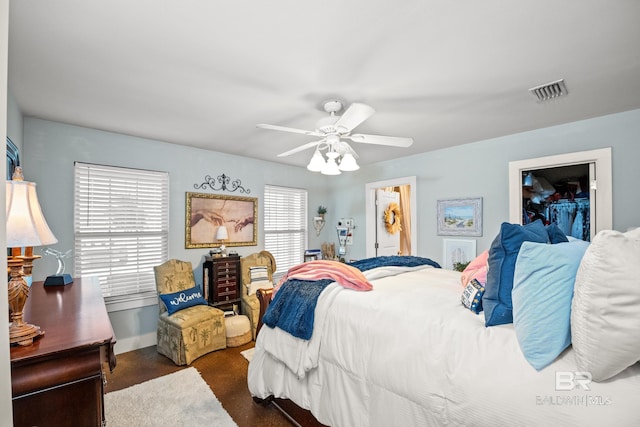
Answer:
[
  {"xmin": 193, "ymin": 173, "xmax": 251, "ymax": 194},
  {"xmin": 384, "ymin": 202, "xmax": 402, "ymax": 234}
]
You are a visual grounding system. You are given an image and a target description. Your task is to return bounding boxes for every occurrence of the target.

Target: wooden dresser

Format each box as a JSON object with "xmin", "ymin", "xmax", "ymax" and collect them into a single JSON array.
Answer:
[
  {"xmin": 10, "ymin": 277, "xmax": 116, "ymax": 427},
  {"xmin": 203, "ymin": 255, "xmax": 241, "ymax": 312}
]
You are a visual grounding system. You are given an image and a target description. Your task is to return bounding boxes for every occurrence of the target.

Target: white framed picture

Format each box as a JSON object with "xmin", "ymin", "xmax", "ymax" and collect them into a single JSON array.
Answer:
[
  {"xmin": 437, "ymin": 197, "xmax": 483, "ymax": 236},
  {"xmin": 442, "ymin": 239, "xmax": 477, "ymax": 271}
]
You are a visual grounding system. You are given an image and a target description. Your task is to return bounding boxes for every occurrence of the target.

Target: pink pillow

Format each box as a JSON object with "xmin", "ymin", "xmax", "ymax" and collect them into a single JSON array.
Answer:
[{"xmin": 461, "ymin": 250, "xmax": 489, "ymax": 287}]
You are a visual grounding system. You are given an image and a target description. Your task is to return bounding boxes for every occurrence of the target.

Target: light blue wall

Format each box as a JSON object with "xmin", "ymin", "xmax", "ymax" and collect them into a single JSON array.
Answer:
[
  {"xmin": 6, "ymin": 91, "xmax": 23, "ymax": 150},
  {"xmin": 328, "ymin": 109, "xmax": 640, "ymax": 262},
  {"xmin": 21, "ymin": 108, "xmax": 640, "ymax": 352},
  {"xmin": 22, "ymin": 118, "xmax": 332, "ymax": 352}
]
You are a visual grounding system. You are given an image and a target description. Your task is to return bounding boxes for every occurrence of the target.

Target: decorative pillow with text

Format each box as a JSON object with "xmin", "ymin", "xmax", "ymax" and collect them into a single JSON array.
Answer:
[
  {"xmin": 461, "ymin": 279, "xmax": 485, "ymax": 314},
  {"xmin": 159, "ymin": 285, "xmax": 208, "ymax": 315}
]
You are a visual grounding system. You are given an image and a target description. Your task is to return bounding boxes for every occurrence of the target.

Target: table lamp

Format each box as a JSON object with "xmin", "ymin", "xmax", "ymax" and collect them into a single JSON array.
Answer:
[
  {"xmin": 6, "ymin": 167, "xmax": 58, "ymax": 345},
  {"xmin": 216, "ymin": 225, "xmax": 229, "ymax": 256}
]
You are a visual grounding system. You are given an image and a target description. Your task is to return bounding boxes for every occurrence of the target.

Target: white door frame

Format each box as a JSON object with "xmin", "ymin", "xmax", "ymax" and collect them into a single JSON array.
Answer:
[
  {"xmin": 365, "ymin": 176, "xmax": 417, "ymax": 258},
  {"xmin": 508, "ymin": 148, "xmax": 612, "ymax": 233}
]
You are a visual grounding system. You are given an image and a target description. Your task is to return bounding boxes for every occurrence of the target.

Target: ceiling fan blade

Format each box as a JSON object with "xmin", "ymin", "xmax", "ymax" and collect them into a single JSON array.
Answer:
[
  {"xmin": 334, "ymin": 103, "xmax": 375, "ymax": 133},
  {"xmin": 257, "ymin": 123, "xmax": 322, "ymax": 137},
  {"xmin": 348, "ymin": 134, "xmax": 414, "ymax": 147},
  {"xmin": 277, "ymin": 141, "xmax": 323, "ymax": 157}
]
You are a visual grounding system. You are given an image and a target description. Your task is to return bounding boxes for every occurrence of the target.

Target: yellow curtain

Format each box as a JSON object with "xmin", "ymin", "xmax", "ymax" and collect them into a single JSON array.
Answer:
[{"xmin": 398, "ymin": 185, "xmax": 411, "ymax": 256}]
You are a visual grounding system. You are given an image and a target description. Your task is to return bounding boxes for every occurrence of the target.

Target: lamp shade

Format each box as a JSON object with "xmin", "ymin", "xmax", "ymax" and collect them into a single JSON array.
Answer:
[
  {"xmin": 339, "ymin": 153, "xmax": 360, "ymax": 171},
  {"xmin": 216, "ymin": 225, "xmax": 229, "ymax": 241},
  {"xmin": 307, "ymin": 150, "xmax": 326, "ymax": 172},
  {"xmin": 6, "ymin": 180, "xmax": 58, "ymax": 248},
  {"xmin": 321, "ymin": 153, "xmax": 341, "ymax": 175}
]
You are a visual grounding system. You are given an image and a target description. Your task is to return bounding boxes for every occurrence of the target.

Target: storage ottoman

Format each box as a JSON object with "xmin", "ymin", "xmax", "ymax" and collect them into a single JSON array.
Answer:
[{"xmin": 224, "ymin": 314, "xmax": 252, "ymax": 347}]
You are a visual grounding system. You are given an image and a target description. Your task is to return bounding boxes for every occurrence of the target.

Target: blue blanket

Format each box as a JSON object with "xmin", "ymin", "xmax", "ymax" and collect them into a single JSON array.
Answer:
[
  {"xmin": 263, "ymin": 256, "xmax": 440, "ymax": 339},
  {"xmin": 262, "ymin": 278, "xmax": 333, "ymax": 340},
  {"xmin": 348, "ymin": 255, "xmax": 441, "ymax": 272}
]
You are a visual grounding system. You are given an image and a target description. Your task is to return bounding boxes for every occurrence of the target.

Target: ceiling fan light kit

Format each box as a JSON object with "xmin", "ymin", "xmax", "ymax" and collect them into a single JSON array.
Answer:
[
  {"xmin": 257, "ymin": 99, "xmax": 414, "ymax": 175},
  {"xmin": 307, "ymin": 149, "xmax": 326, "ymax": 172},
  {"xmin": 322, "ymin": 152, "xmax": 342, "ymax": 175},
  {"xmin": 338, "ymin": 153, "xmax": 360, "ymax": 171}
]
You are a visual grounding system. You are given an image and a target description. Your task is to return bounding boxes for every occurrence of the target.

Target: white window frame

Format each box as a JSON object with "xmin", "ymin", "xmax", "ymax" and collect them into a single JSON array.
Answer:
[
  {"xmin": 264, "ymin": 185, "xmax": 307, "ymax": 282},
  {"xmin": 74, "ymin": 162, "xmax": 169, "ymax": 312}
]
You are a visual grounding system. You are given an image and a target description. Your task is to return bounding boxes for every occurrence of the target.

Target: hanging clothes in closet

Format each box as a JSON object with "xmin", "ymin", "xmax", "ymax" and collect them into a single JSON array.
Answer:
[{"xmin": 546, "ymin": 198, "xmax": 590, "ymax": 241}]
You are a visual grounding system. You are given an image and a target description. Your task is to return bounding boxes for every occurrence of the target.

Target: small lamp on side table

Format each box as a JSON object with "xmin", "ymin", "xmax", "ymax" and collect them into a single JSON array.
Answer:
[
  {"xmin": 216, "ymin": 225, "xmax": 229, "ymax": 257},
  {"xmin": 6, "ymin": 167, "xmax": 58, "ymax": 346}
]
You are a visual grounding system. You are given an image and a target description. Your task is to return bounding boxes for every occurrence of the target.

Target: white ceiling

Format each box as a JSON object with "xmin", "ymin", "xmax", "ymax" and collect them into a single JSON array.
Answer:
[{"xmin": 8, "ymin": 1, "xmax": 640, "ymax": 168}]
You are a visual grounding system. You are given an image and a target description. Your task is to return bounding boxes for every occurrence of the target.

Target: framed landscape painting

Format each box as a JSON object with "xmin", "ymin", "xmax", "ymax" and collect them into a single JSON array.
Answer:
[
  {"xmin": 437, "ymin": 197, "xmax": 482, "ymax": 236},
  {"xmin": 185, "ymin": 192, "xmax": 257, "ymax": 249}
]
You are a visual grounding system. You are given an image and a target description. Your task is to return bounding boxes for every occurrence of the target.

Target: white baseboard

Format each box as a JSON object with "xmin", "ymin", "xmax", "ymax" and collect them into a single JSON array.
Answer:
[{"xmin": 112, "ymin": 331, "xmax": 157, "ymax": 355}]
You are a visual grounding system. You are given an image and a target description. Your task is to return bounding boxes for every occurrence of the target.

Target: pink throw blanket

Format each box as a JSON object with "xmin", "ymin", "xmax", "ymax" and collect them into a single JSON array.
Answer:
[{"xmin": 274, "ymin": 260, "xmax": 373, "ymax": 295}]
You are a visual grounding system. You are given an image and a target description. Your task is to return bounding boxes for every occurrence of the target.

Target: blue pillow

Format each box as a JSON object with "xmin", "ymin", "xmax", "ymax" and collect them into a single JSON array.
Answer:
[
  {"xmin": 512, "ymin": 240, "xmax": 589, "ymax": 370},
  {"xmin": 546, "ymin": 223, "xmax": 569, "ymax": 244},
  {"xmin": 483, "ymin": 220, "xmax": 549, "ymax": 326},
  {"xmin": 159, "ymin": 285, "xmax": 208, "ymax": 315}
]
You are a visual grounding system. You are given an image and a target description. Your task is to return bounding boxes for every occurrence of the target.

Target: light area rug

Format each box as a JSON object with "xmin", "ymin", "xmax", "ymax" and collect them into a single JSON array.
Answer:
[
  {"xmin": 104, "ymin": 367, "xmax": 237, "ymax": 427},
  {"xmin": 241, "ymin": 347, "xmax": 255, "ymax": 362}
]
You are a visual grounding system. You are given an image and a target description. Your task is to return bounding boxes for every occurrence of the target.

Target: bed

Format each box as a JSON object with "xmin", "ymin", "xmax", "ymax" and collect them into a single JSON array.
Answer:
[{"xmin": 248, "ymin": 225, "xmax": 640, "ymax": 427}]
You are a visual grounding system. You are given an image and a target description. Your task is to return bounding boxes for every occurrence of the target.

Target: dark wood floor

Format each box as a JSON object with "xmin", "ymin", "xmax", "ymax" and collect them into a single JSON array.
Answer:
[{"xmin": 104, "ymin": 342, "xmax": 291, "ymax": 427}]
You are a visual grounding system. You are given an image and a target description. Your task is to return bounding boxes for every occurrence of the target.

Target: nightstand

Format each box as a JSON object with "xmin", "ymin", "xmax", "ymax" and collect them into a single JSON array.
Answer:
[{"xmin": 203, "ymin": 255, "xmax": 241, "ymax": 312}]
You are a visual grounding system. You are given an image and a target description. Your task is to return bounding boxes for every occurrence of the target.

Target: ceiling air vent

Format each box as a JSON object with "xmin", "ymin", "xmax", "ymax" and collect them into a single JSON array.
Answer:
[{"xmin": 529, "ymin": 79, "xmax": 568, "ymax": 102}]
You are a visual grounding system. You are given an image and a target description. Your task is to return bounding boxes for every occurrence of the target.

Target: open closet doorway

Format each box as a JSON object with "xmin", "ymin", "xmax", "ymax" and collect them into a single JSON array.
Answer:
[
  {"xmin": 521, "ymin": 164, "xmax": 592, "ymax": 240},
  {"xmin": 365, "ymin": 176, "xmax": 417, "ymax": 258},
  {"xmin": 508, "ymin": 148, "xmax": 612, "ymax": 237}
]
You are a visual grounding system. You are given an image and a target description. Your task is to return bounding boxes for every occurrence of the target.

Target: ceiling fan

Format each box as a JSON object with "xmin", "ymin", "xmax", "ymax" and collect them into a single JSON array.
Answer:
[{"xmin": 257, "ymin": 100, "xmax": 414, "ymax": 174}]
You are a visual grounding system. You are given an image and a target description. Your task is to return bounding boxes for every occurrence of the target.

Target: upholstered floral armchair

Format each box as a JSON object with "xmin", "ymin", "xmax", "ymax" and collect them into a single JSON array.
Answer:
[
  {"xmin": 240, "ymin": 251, "xmax": 276, "ymax": 339},
  {"xmin": 154, "ymin": 259, "xmax": 226, "ymax": 365}
]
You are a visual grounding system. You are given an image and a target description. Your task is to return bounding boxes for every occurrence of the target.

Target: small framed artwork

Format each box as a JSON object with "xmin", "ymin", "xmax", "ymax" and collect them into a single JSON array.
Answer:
[
  {"xmin": 442, "ymin": 239, "xmax": 477, "ymax": 271},
  {"xmin": 437, "ymin": 197, "xmax": 482, "ymax": 236},
  {"xmin": 185, "ymin": 192, "xmax": 257, "ymax": 249}
]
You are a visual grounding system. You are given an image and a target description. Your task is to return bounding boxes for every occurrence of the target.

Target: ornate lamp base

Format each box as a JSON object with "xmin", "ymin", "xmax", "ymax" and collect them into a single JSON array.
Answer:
[
  {"xmin": 8, "ymin": 257, "xmax": 45, "ymax": 346},
  {"xmin": 10, "ymin": 322, "xmax": 44, "ymax": 346}
]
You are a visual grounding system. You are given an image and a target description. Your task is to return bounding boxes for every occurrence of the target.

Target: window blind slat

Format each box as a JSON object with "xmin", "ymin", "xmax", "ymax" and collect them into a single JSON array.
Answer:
[
  {"xmin": 74, "ymin": 162, "xmax": 169, "ymax": 299},
  {"xmin": 264, "ymin": 185, "xmax": 307, "ymax": 281}
]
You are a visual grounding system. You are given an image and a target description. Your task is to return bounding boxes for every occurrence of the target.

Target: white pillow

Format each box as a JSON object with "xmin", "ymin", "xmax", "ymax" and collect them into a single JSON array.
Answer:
[
  {"xmin": 249, "ymin": 266, "xmax": 269, "ymax": 282},
  {"xmin": 248, "ymin": 279, "xmax": 273, "ymax": 296},
  {"xmin": 571, "ymin": 229, "xmax": 640, "ymax": 381}
]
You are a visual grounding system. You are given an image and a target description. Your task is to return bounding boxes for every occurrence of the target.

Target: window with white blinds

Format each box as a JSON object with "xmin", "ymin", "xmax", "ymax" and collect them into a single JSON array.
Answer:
[
  {"xmin": 264, "ymin": 185, "xmax": 307, "ymax": 281},
  {"xmin": 74, "ymin": 162, "xmax": 169, "ymax": 307}
]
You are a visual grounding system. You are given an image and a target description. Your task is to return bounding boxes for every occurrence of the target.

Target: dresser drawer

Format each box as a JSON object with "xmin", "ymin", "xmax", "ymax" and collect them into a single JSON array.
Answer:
[{"xmin": 203, "ymin": 255, "xmax": 241, "ymax": 307}]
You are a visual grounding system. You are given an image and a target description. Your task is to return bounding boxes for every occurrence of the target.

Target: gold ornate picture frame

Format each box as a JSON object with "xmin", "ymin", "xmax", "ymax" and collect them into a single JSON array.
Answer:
[{"xmin": 185, "ymin": 192, "xmax": 257, "ymax": 249}]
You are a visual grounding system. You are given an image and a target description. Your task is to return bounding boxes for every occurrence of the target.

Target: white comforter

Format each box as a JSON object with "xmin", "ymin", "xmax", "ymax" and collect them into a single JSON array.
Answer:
[{"xmin": 248, "ymin": 266, "xmax": 640, "ymax": 427}]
